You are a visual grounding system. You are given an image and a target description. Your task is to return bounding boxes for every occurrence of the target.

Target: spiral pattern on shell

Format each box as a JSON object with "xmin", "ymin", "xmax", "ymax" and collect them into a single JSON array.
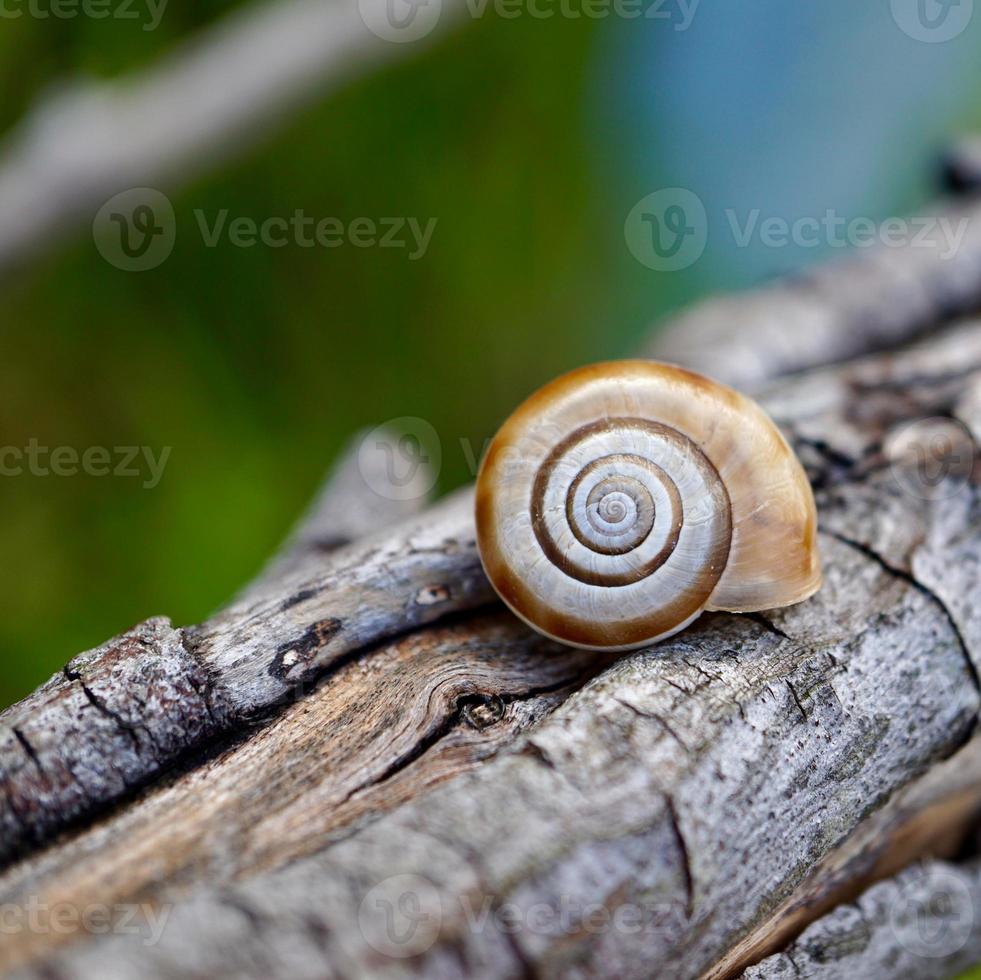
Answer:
[
  {"xmin": 532, "ymin": 418, "xmax": 730, "ymax": 592},
  {"xmin": 476, "ymin": 361, "xmax": 821, "ymax": 650}
]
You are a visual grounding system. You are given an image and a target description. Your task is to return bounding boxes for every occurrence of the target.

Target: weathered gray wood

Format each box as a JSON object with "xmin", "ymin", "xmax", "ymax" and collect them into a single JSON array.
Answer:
[
  {"xmin": 0, "ymin": 461, "xmax": 485, "ymax": 866},
  {"xmin": 746, "ymin": 859, "xmax": 981, "ymax": 980},
  {"xmin": 188, "ymin": 486, "xmax": 492, "ymax": 715},
  {"xmin": 709, "ymin": 720, "xmax": 981, "ymax": 977},
  {"xmin": 0, "ymin": 617, "xmax": 228, "ymax": 867},
  {"xmin": 0, "ymin": 311, "xmax": 979, "ymax": 980},
  {"xmin": 0, "ymin": 613, "xmax": 615, "ymax": 977}
]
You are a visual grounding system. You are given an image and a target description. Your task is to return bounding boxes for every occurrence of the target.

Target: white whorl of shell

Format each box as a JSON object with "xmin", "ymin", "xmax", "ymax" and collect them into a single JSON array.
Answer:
[{"xmin": 530, "ymin": 419, "xmax": 729, "ymax": 593}]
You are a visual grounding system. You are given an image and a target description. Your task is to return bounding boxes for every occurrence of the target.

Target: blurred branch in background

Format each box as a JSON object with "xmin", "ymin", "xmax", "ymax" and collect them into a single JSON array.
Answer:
[
  {"xmin": 0, "ymin": 0, "xmax": 462, "ymax": 274},
  {"xmin": 649, "ymin": 195, "xmax": 981, "ymax": 390}
]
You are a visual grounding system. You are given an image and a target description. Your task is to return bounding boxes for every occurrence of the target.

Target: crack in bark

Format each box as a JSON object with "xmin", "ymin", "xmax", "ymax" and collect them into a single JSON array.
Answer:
[
  {"xmin": 501, "ymin": 929, "xmax": 541, "ymax": 980},
  {"xmin": 792, "ymin": 436, "xmax": 871, "ymax": 492},
  {"xmin": 744, "ymin": 613, "xmax": 792, "ymax": 642},
  {"xmin": 666, "ymin": 795, "xmax": 695, "ymax": 920},
  {"xmin": 704, "ymin": 532, "xmax": 981, "ymax": 978},
  {"xmin": 663, "ymin": 677, "xmax": 697, "ymax": 698},
  {"xmin": 784, "ymin": 949, "xmax": 802, "ymax": 977},
  {"xmin": 178, "ymin": 636, "xmax": 229, "ymax": 730},
  {"xmin": 63, "ymin": 667, "xmax": 144, "ymax": 760},
  {"xmin": 785, "ymin": 681, "xmax": 809, "ymax": 723},
  {"xmin": 520, "ymin": 739, "xmax": 558, "ymax": 771},
  {"xmin": 613, "ymin": 697, "xmax": 691, "ymax": 752},
  {"xmin": 12, "ymin": 728, "xmax": 43, "ymax": 774},
  {"xmin": 822, "ymin": 529, "xmax": 981, "ymax": 707}
]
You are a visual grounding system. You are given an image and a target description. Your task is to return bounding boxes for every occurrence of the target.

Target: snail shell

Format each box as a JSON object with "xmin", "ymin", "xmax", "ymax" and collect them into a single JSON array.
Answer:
[{"xmin": 475, "ymin": 360, "xmax": 821, "ymax": 650}]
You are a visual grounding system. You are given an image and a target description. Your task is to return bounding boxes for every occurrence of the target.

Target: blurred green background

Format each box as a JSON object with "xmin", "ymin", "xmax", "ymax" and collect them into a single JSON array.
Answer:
[{"xmin": 2, "ymin": 0, "xmax": 981, "ymax": 719}]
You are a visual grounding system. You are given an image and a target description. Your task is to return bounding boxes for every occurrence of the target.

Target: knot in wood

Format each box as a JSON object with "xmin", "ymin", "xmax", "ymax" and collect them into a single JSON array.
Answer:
[{"xmin": 460, "ymin": 694, "xmax": 505, "ymax": 731}]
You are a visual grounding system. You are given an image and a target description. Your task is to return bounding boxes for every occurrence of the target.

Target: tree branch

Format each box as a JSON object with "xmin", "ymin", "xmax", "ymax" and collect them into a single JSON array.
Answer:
[
  {"xmin": 0, "ymin": 0, "xmax": 464, "ymax": 273},
  {"xmin": 646, "ymin": 194, "xmax": 981, "ymax": 390},
  {"xmin": 1, "ymin": 303, "xmax": 979, "ymax": 978},
  {"xmin": 746, "ymin": 860, "xmax": 981, "ymax": 980}
]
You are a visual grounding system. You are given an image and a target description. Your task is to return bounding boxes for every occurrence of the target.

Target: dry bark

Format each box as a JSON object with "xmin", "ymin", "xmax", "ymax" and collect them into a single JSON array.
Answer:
[
  {"xmin": 746, "ymin": 859, "xmax": 981, "ymax": 980},
  {"xmin": 2, "ymin": 209, "xmax": 981, "ymax": 979}
]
